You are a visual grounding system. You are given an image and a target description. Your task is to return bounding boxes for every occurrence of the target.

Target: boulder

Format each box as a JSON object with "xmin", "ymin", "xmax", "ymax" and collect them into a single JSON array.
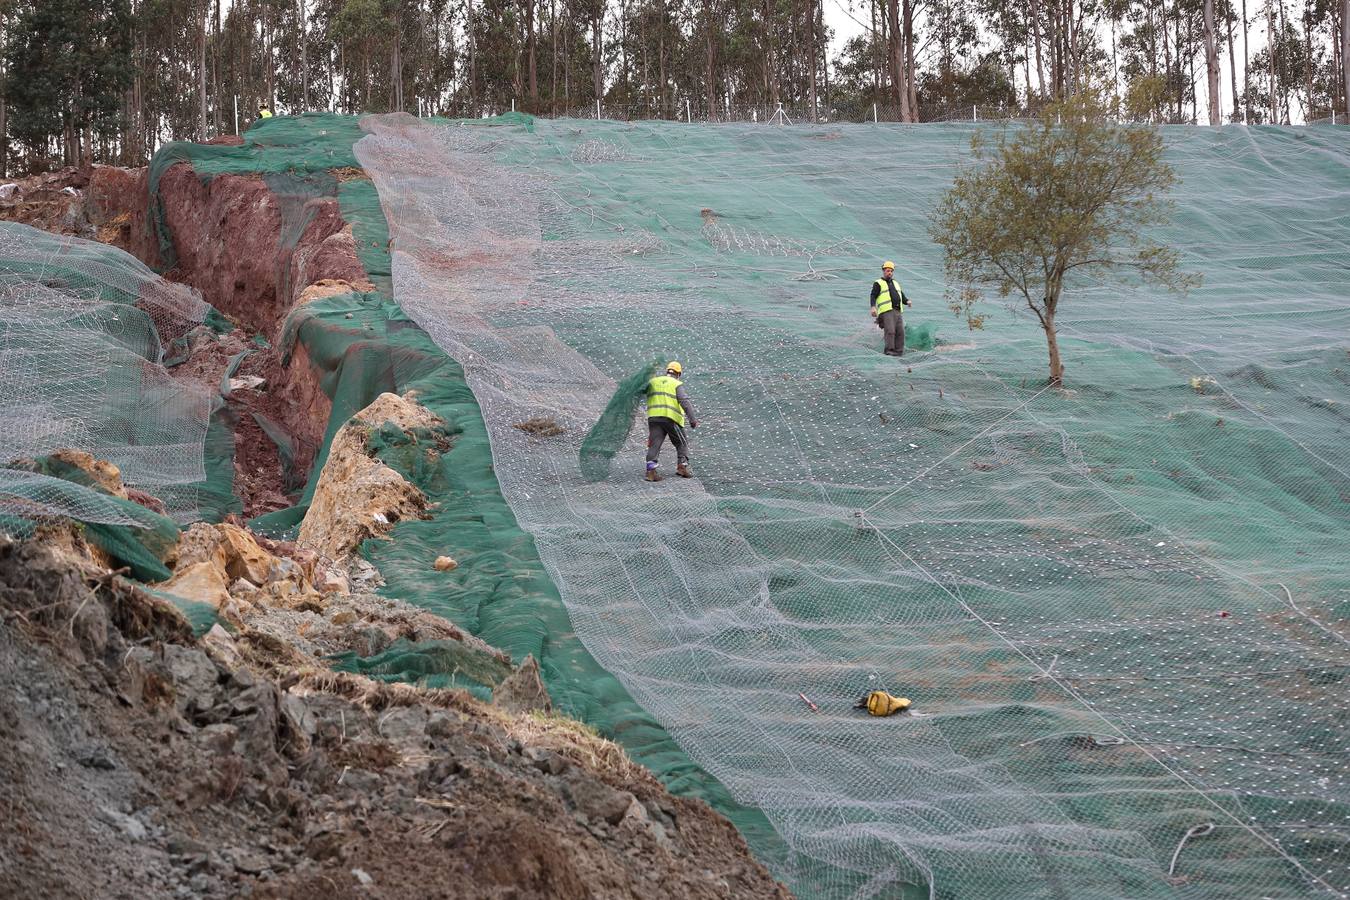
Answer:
[
  {"xmin": 158, "ymin": 560, "xmax": 231, "ymax": 610},
  {"xmin": 46, "ymin": 449, "xmax": 128, "ymax": 498},
  {"xmin": 297, "ymin": 393, "xmax": 433, "ymax": 561},
  {"xmin": 217, "ymin": 523, "xmax": 274, "ymax": 586}
]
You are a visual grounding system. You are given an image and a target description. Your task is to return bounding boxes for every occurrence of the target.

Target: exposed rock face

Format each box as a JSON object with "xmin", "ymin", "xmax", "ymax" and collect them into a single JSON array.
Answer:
[{"xmin": 298, "ymin": 393, "xmax": 435, "ymax": 562}]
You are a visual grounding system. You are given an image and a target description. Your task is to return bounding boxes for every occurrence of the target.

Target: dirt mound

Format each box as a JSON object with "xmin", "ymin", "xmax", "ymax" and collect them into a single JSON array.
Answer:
[
  {"xmin": 0, "ymin": 534, "xmax": 791, "ymax": 899},
  {"xmin": 0, "ymin": 167, "xmax": 94, "ymax": 240}
]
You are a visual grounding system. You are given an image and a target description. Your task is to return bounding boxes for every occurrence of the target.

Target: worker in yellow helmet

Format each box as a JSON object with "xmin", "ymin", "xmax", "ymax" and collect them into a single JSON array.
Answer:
[
  {"xmin": 869, "ymin": 260, "xmax": 913, "ymax": 357},
  {"xmin": 258, "ymin": 106, "xmax": 274, "ymax": 119},
  {"xmin": 644, "ymin": 361, "xmax": 698, "ymax": 482}
]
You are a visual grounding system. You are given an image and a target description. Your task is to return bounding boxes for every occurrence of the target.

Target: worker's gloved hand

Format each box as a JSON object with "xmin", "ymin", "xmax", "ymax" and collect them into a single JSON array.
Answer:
[
  {"xmin": 869, "ymin": 308, "xmax": 878, "ymax": 318},
  {"xmin": 690, "ymin": 421, "xmax": 699, "ymax": 429}
]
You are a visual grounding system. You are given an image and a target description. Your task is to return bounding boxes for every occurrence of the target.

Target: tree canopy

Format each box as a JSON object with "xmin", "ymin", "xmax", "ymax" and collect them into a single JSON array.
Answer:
[
  {"xmin": 0, "ymin": 0, "xmax": 1344, "ymax": 172},
  {"xmin": 928, "ymin": 91, "xmax": 1199, "ymax": 386}
]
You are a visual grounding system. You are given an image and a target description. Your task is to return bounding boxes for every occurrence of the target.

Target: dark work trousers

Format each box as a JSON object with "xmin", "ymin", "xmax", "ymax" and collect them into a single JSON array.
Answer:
[
  {"xmin": 646, "ymin": 417, "xmax": 689, "ymax": 465},
  {"xmin": 879, "ymin": 309, "xmax": 905, "ymax": 355}
]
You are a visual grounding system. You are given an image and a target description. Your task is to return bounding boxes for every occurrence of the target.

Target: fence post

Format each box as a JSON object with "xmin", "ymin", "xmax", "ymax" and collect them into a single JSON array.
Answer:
[
  {"xmin": 685, "ymin": 99, "xmax": 691, "ymax": 123},
  {"xmin": 973, "ymin": 105, "xmax": 978, "ymax": 121},
  {"xmin": 596, "ymin": 99, "xmax": 601, "ymax": 120},
  {"xmin": 873, "ymin": 102, "xmax": 878, "ymax": 123},
  {"xmin": 512, "ymin": 98, "xmax": 516, "ymax": 113},
  {"xmin": 233, "ymin": 95, "xmax": 239, "ymax": 135}
]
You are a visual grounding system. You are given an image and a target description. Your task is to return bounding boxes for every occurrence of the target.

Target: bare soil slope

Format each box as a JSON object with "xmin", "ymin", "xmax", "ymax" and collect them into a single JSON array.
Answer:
[{"xmin": 0, "ymin": 535, "xmax": 790, "ymax": 899}]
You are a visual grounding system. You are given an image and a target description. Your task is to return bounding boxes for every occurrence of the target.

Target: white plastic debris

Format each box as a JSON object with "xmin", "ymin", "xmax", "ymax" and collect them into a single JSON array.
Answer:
[{"xmin": 227, "ymin": 375, "xmax": 266, "ymax": 394}]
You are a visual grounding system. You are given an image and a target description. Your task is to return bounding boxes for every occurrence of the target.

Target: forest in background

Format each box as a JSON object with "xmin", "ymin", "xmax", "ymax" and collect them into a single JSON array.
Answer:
[{"xmin": 0, "ymin": 0, "xmax": 1346, "ymax": 172}]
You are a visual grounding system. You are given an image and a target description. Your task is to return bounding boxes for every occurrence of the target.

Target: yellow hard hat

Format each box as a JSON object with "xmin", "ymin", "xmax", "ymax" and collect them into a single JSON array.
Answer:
[
  {"xmin": 882, "ymin": 260, "xmax": 895, "ymax": 270},
  {"xmin": 666, "ymin": 361, "xmax": 682, "ymax": 375}
]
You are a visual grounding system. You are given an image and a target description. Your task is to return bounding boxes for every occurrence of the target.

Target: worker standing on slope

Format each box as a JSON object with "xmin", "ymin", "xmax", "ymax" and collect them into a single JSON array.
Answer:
[
  {"xmin": 870, "ymin": 260, "xmax": 913, "ymax": 357},
  {"xmin": 645, "ymin": 361, "xmax": 698, "ymax": 482},
  {"xmin": 258, "ymin": 106, "xmax": 274, "ymax": 119}
]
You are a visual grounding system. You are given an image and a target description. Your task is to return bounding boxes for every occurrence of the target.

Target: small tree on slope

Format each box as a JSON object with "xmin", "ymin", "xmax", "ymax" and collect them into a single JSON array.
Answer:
[{"xmin": 928, "ymin": 92, "xmax": 1199, "ymax": 387}]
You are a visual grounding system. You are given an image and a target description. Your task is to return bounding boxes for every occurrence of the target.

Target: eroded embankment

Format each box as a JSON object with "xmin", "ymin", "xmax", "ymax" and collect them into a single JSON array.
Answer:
[
  {"xmin": 88, "ymin": 148, "xmax": 371, "ymax": 516},
  {"xmin": 0, "ymin": 123, "xmax": 791, "ymax": 898},
  {"xmin": 1, "ymin": 113, "xmax": 789, "ymax": 891}
]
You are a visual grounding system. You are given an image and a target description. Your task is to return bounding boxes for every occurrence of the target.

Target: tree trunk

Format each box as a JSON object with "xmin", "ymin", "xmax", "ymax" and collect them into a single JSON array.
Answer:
[
  {"xmin": 704, "ymin": 0, "xmax": 714, "ymax": 117},
  {"xmin": 1266, "ymin": 0, "xmax": 1277, "ymax": 122},
  {"xmin": 1226, "ymin": 4, "xmax": 1238, "ymax": 119},
  {"xmin": 552, "ymin": 0, "xmax": 559, "ymax": 113},
  {"xmin": 1044, "ymin": 315, "xmax": 1064, "ymax": 386},
  {"xmin": 468, "ymin": 0, "xmax": 476, "ymax": 106},
  {"xmin": 807, "ymin": 0, "xmax": 818, "ymax": 120},
  {"xmin": 658, "ymin": 0, "xmax": 669, "ymax": 113},
  {"xmin": 658, "ymin": 0, "xmax": 666, "ymax": 113},
  {"xmin": 1304, "ymin": 6, "xmax": 1314, "ymax": 119},
  {"xmin": 1204, "ymin": 0, "xmax": 1219, "ymax": 124},
  {"xmin": 640, "ymin": 0, "xmax": 649, "ymax": 110},
  {"xmin": 299, "ymin": 0, "xmax": 308, "ymax": 110},
  {"xmin": 214, "ymin": 0, "xmax": 223, "ymax": 132},
  {"xmin": 1047, "ymin": 0, "xmax": 1059, "ymax": 95},
  {"xmin": 885, "ymin": 0, "xmax": 903, "ymax": 108},
  {"xmin": 620, "ymin": 0, "xmax": 628, "ymax": 108},
  {"xmin": 1031, "ymin": 0, "xmax": 1046, "ymax": 97},
  {"xmin": 198, "ymin": 10, "xmax": 208, "ymax": 140},
  {"xmin": 1342, "ymin": 0, "xmax": 1350, "ymax": 116},
  {"xmin": 525, "ymin": 0, "xmax": 538, "ymax": 108},
  {"xmin": 765, "ymin": 0, "xmax": 776, "ymax": 105},
  {"xmin": 594, "ymin": 12, "xmax": 603, "ymax": 105},
  {"xmin": 1242, "ymin": 0, "xmax": 1250, "ymax": 116},
  {"xmin": 904, "ymin": 0, "xmax": 916, "ymax": 119},
  {"xmin": 391, "ymin": 23, "xmax": 403, "ymax": 111},
  {"xmin": 1175, "ymin": 8, "xmax": 1184, "ymax": 120},
  {"xmin": 871, "ymin": 0, "xmax": 879, "ymax": 96}
]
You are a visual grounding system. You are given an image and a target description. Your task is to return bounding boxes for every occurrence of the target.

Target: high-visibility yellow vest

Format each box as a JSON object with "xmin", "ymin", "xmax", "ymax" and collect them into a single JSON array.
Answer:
[
  {"xmin": 259, "ymin": 109, "xmax": 274, "ymax": 118},
  {"xmin": 874, "ymin": 277, "xmax": 903, "ymax": 315},
  {"xmin": 647, "ymin": 375, "xmax": 685, "ymax": 425}
]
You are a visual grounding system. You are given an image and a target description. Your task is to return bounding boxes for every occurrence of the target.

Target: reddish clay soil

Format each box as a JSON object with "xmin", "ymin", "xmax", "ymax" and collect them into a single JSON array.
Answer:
[{"xmin": 5, "ymin": 156, "xmax": 374, "ymax": 515}]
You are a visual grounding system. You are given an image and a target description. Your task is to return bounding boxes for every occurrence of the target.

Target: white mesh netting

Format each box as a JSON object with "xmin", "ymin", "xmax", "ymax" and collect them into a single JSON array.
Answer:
[
  {"xmin": 355, "ymin": 117, "xmax": 1350, "ymax": 898},
  {"xmin": 0, "ymin": 223, "xmax": 213, "ymax": 524}
]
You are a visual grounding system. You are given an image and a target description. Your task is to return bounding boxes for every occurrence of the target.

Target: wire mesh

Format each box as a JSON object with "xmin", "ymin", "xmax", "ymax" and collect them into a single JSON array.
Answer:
[
  {"xmin": 0, "ymin": 223, "xmax": 213, "ymax": 524},
  {"xmin": 354, "ymin": 115, "xmax": 1350, "ymax": 898}
]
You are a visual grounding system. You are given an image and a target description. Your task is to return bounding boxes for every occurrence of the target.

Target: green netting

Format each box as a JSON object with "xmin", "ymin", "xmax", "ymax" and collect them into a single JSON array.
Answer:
[
  {"xmin": 140, "ymin": 584, "xmax": 221, "ymax": 637},
  {"xmin": 170, "ymin": 115, "xmax": 789, "ymax": 859},
  {"xmin": 905, "ymin": 320, "xmax": 940, "ymax": 351},
  {"xmin": 328, "ymin": 637, "xmax": 514, "ymax": 697},
  {"xmin": 147, "ymin": 114, "xmax": 372, "ymax": 271},
  {"xmin": 0, "ymin": 222, "xmax": 228, "ymax": 526},
  {"xmin": 244, "ymin": 275, "xmax": 783, "ymax": 857},
  {"xmin": 2, "ymin": 456, "xmax": 180, "ymax": 582},
  {"xmin": 579, "ymin": 359, "xmax": 661, "ymax": 481},
  {"xmin": 353, "ymin": 116, "xmax": 1350, "ymax": 898}
]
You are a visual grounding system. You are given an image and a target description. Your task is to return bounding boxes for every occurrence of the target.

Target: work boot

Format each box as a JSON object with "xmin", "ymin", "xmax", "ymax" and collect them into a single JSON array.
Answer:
[
  {"xmin": 645, "ymin": 468, "xmax": 663, "ymax": 482},
  {"xmin": 676, "ymin": 463, "xmax": 693, "ymax": 478}
]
